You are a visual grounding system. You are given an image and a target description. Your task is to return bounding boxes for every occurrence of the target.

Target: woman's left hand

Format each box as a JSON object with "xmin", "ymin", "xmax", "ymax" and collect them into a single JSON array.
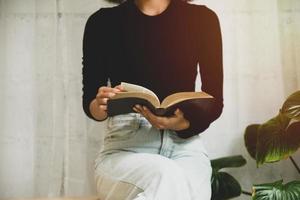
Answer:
[{"xmin": 133, "ymin": 105, "xmax": 190, "ymax": 131}]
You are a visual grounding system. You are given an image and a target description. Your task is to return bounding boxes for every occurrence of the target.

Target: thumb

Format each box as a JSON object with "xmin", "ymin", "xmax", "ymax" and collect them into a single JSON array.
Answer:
[{"xmin": 174, "ymin": 108, "xmax": 183, "ymax": 117}]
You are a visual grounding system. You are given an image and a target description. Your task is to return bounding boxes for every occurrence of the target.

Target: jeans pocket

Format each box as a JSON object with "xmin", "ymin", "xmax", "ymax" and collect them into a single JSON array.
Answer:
[{"xmin": 105, "ymin": 113, "xmax": 140, "ymax": 142}]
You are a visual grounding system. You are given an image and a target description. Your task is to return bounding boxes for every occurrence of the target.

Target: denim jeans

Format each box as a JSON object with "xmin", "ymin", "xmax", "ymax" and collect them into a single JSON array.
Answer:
[{"xmin": 94, "ymin": 113, "xmax": 212, "ymax": 200}]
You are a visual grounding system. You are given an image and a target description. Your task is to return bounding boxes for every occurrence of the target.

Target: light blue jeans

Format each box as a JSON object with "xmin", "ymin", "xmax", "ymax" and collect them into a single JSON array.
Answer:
[{"xmin": 94, "ymin": 113, "xmax": 212, "ymax": 200}]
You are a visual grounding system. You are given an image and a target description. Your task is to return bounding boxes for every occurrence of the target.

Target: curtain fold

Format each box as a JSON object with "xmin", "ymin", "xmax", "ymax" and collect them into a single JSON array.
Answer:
[{"xmin": 0, "ymin": 0, "xmax": 299, "ymax": 198}]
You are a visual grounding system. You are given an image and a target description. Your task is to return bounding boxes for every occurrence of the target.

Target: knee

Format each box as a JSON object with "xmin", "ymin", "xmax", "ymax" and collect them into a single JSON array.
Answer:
[{"xmin": 148, "ymin": 155, "xmax": 185, "ymax": 181}]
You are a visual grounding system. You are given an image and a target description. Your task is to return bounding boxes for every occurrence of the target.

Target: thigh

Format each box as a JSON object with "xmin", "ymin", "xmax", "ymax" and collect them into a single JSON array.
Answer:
[
  {"xmin": 96, "ymin": 151, "xmax": 175, "ymax": 184},
  {"xmin": 173, "ymin": 152, "xmax": 212, "ymax": 199},
  {"xmin": 95, "ymin": 151, "xmax": 186, "ymax": 200},
  {"xmin": 169, "ymin": 134, "xmax": 212, "ymax": 200}
]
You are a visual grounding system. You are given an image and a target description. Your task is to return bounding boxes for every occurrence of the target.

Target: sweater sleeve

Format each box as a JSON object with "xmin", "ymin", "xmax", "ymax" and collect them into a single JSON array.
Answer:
[
  {"xmin": 175, "ymin": 7, "xmax": 223, "ymax": 139},
  {"xmin": 82, "ymin": 8, "xmax": 109, "ymax": 121}
]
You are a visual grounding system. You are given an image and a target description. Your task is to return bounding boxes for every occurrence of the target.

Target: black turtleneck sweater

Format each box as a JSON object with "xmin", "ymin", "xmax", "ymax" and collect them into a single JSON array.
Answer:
[{"xmin": 82, "ymin": 0, "xmax": 223, "ymax": 138}]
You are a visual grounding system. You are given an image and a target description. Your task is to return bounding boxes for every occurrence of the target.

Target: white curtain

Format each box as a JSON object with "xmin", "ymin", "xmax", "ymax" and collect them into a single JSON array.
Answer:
[{"xmin": 0, "ymin": 0, "xmax": 299, "ymax": 199}]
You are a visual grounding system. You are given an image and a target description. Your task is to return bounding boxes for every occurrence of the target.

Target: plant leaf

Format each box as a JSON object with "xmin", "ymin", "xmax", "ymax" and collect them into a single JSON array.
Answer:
[
  {"xmin": 256, "ymin": 113, "xmax": 300, "ymax": 165},
  {"xmin": 211, "ymin": 172, "xmax": 241, "ymax": 200},
  {"xmin": 282, "ymin": 90, "xmax": 300, "ymax": 120},
  {"xmin": 210, "ymin": 155, "xmax": 246, "ymax": 200},
  {"xmin": 244, "ymin": 124, "xmax": 260, "ymax": 160},
  {"xmin": 211, "ymin": 155, "xmax": 247, "ymax": 171},
  {"xmin": 252, "ymin": 180, "xmax": 300, "ymax": 200}
]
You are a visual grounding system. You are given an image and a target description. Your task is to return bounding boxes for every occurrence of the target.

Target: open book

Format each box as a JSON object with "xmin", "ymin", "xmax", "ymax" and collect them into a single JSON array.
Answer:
[{"xmin": 107, "ymin": 82, "xmax": 215, "ymax": 117}]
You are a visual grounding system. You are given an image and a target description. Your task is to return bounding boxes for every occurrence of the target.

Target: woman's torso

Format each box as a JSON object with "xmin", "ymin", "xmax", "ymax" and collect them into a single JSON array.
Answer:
[{"xmin": 98, "ymin": 0, "xmax": 205, "ymax": 101}]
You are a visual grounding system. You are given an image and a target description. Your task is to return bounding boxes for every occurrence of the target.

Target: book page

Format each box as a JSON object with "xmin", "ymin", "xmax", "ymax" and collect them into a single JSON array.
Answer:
[
  {"xmin": 160, "ymin": 92, "xmax": 213, "ymax": 108},
  {"xmin": 121, "ymin": 82, "xmax": 160, "ymax": 102}
]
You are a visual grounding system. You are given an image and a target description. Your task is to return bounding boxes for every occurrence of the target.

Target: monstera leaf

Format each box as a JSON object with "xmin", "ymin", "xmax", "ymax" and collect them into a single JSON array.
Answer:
[
  {"xmin": 282, "ymin": 91, "xmax": 300, "ymax": 120},
  {"xmin": 210, "ymin": 155, "xmax": 246, "ymax": 200},
  {"xmin": 256, "ymin": 114, "xmax": 300, "ymax": 165},
  {"xmin": 244, "ymin": 113, "xmax": 300, "ymax": 166},
  {"xmin": 252, "ymin": 180, "xmax": 300, "ymax": 200},
  {"xmin": 244, "ymin": 124, "xmax": 260, "ymax": 159}
]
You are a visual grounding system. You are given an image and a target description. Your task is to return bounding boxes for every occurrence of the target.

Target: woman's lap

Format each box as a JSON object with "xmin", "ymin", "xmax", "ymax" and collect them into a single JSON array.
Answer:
[{"xmin": 94, "ymin": 113, "xmax": 212, "ymax": 200}]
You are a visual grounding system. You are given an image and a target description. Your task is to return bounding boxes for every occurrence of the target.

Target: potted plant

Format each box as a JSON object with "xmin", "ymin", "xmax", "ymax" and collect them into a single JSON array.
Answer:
[{"xmin": 244, "ymin": 91, "xmax": 300, "ymax": 200}]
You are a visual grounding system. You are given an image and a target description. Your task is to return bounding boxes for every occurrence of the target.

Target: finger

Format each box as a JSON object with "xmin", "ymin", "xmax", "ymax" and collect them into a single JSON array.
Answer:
[
  {"xmin": 98, "ymin": 92, "xmax": 117, "ymax": 98},
  {"xmin": 134, "ymin": 105, "xmax": 162, "ymax": 129},
  {"xmin": 174, "ymin": 108, "xmax": 184, "ymax": 117},
  {"xmin": 134, "ymin": 105, "xmax": 144, "ymax": 113},
  {"xmin": 142, "ymin": 106, "xmax": 163, "ymax": 122},
  {"xmin": 134, "ymin": 105, "xmax": 149, "ymax": 118},
  {"xmin": 142, "ymin": 106, "xmax": 167, "ymax": 129},
  {"xmin": 140, "ymin": 106, "xmax": 152, "ymax": 119},
  {"xmin": 137, "ymin": 106, "xmax": 149, "ymax": 119},
  {"xmin": 96, "ymin": 97, "xmax": 109, "ymax": 105},
  {"xmin": 136, "ymin": 105, "xmax": 156, "ymax": 125},
  {"xmin": 98, "ymin": 86, "xmax": 120, "ymax": 93},
  {"xmin": 99, "ymin": 105, "xmax": 107, "ymax": 111},
  {"xmin": 133, "ymin": 106, "xmax": 139, "ymax": 113},
  {"xmin": 145, "ymin": 107, "xmax": 185, "ymax": 129},
  {"xmin": 114, "ymin": 85, "xmax": 126, "ymax": 92}
]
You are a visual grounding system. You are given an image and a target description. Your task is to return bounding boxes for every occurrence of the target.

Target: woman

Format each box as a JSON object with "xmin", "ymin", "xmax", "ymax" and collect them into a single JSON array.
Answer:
[{"xmin": 82, "ymin": 0, "xmax": 223, "ymax": 199}]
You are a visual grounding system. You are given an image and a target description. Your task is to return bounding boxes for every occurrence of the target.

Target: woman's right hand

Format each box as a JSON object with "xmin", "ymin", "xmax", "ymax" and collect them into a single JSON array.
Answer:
[
  {"xmin": 90, "ymin": 85, "xmax": 124, "ymax": 121},
  {"xmin": 96, "ymin": 85, "xmax": 124, "ymax": 111}
]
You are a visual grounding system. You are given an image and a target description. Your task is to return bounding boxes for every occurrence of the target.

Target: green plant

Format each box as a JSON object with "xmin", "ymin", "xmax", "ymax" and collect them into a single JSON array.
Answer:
[
  {"xmin": 252, "ymin": 180, "xmax": 300, "ymax": 200},
  {"xmin": 210, "ymin": 155, "xmax": 247, "ymax": 200},
  {"xmin": 244, "ymin": 91, "xmax": 300, "ymax": 200}
]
